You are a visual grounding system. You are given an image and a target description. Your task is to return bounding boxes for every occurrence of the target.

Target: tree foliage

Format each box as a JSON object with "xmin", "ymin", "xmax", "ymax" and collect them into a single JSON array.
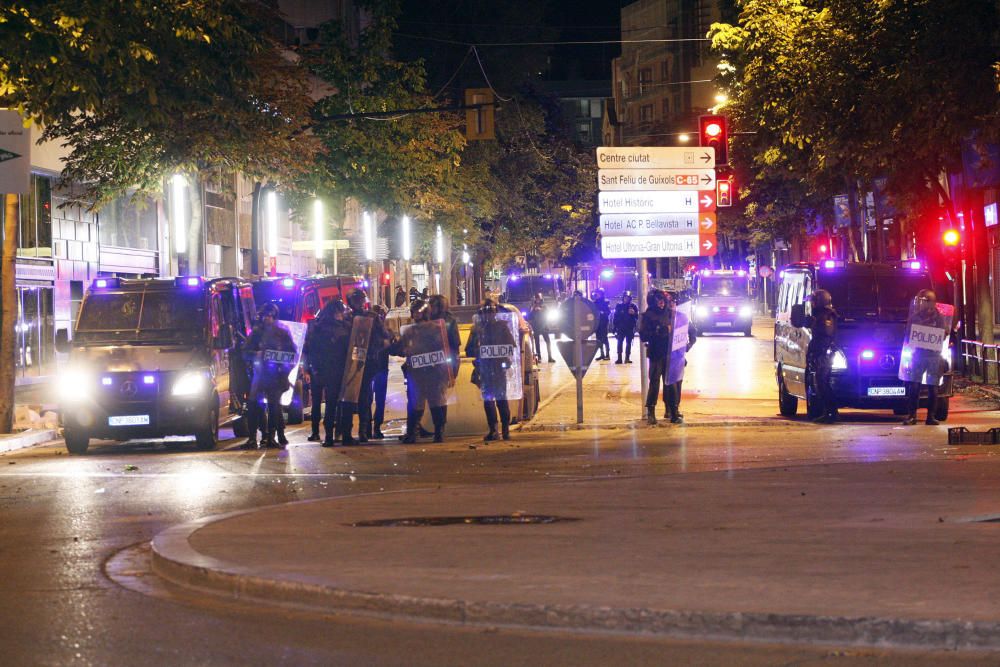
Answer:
[
  {"xmin": 711, "ymin": 0, "xmax": 1000, "ymax": 241},
  {"xmin": 0, "ymin": 0, "xmax": 316, "ymax": 205}
]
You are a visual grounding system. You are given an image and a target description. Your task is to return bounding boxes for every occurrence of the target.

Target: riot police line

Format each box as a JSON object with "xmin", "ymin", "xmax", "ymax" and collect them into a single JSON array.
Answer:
[{"xmin": 231, "ymin": 289, "xmax": 528, "ymax": 448}]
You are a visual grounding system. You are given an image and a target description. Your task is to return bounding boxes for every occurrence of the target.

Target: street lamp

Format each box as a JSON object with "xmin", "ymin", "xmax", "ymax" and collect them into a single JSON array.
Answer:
[
  {"xmin": 312, "ymin": 198, "xmax": 324, "ymax": 260},
  {"xmin": 171, "ymin": 175, "xmax": 186, "ymax": 255},
  {"xmin": 678, "ymin": 133, "xmax": 690, "ymax": 143},
  {"xmin": 363, "ymin": 211, "xmax": 375, "ymax": 261},
  {"xmin": 266, "ymin": 190, "xmax": 278, "ymax": 265},
  {"xmin": 401, "ymin": 215, "xmax": 412, "ymax": 261}
]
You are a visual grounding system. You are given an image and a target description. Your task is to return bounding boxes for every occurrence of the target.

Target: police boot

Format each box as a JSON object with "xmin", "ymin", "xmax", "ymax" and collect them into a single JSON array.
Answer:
[
  {"xmin": 340, "ymin": 413, "xmax": 357, "ymax": 446},
  {"xmin": 901, "ymin": 413, "xmax": 918, "ymax": 426},
  {"xmin": 401, "ymin": 411, "xmax": 421, "ymax": 444},
  {"xmin": 430, "ymin": 407, "xmax": 446, "ymax": 443},
  {"xmin": 646, "ymin": 406, "xmax": 657, "ymax": 426},
  {"xmin": 372, "ymin": 422, "xmax": 385, "ymax": 440},
  {"xmin": 277, "ymin": 429, "xmax": 289, "ymax": 447},
  {"xmin": 322, "ymin": 429, "xmax": 335, "ymax": 447},
  {"xmin": 501, "ymin": 420, "xmax": 511, "ymax": 441},
  {"xmin": 262, "ymin": 432, "xmax": 278, "ymax": 449},
  {"xmin": 239, "ymin": 436, "xmax": 258, "ymax": 450}
]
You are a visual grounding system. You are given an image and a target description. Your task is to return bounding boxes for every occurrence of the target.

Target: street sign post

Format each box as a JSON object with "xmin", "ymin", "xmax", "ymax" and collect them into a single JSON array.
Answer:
[
  {"xmin": 556, "ymin": 295, "xmax": 598, "ymax": 424},
  {"xmin": 601, "ymin": 234, "xmax": 718, "ymax": 259},
  {"xmin": 597, "ymin": 147, "xmax": 715, "ymax": 170},
  {"xmin": 598, "ymin": 169, "xmax": 716, "ymax": 191}
]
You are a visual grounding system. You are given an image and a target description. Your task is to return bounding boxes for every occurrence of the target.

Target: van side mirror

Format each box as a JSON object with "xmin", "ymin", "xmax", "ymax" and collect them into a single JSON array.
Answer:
[
  {"xmin": 790, "ymin": 303, "xmax": 807, "ymax": 328},
  {"xmin": 55, "ymin": 328, "xmax": 70, "ymax": 353}
]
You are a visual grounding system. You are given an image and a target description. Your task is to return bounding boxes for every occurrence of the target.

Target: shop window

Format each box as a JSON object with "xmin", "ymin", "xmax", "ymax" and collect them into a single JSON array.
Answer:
[
  {"xmin": 98, "ymin": 192, "xmax": 158, "ymax": 251},
  {"xmin": 16, "ymin": 175, "xmax": 52, "ymax": 258}
]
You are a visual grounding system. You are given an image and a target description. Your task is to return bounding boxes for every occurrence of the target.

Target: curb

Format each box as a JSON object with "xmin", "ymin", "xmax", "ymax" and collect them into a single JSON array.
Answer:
[
  {"xmin": 0, "ymin": 428, "xmax": 58, "ymax": 454},
  {"xmin": 150, "ymin": 504, "xmax": 1000, "ymax": 651},
  {"xmin": 520, "ymin": 419, "xmax": 807, "ymax": 432}
]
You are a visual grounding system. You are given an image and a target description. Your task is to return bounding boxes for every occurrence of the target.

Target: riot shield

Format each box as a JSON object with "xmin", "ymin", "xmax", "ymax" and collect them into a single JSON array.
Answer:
[
  {"xmin": 898, "ymin": 298, "xmax": 954, "ymax": 385},
  {"xmin": 278, "ymin": 320, "xmax": 306, "ymax": 407},
  {"xmin": 667, "ymin": 302, "xmax": 691, "ymax": 384},
  {"xmin": 473, "ymin": 311, "xmax": 523, "ymax": 401},
  {"xmin": 339, "ymin": 315, "xmax": 373, "ymax": 403},
  {"xmin": 400, "ymin": 319, "xmax": 453, "ymax": 409}
]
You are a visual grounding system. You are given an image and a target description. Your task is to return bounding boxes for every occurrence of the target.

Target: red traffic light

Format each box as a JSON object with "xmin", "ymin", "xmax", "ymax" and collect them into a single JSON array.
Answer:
[
  {"xmin": 717, "ymin": 177, "xmax": 733, "ymax": 207},
  {"xmin": 819, "ymin": 243, "xmax": 828, "ymax": 253},
  {"xmin": 699, "ymin": 114, "xmax": 728, "ymax": 165},
  {"xmin": 942, "ymin": 229, "xmax": 960, "ymax": 247},
  {"xmin": 382, "ymin": 272, "xmax": 392, "ymax": 284}
]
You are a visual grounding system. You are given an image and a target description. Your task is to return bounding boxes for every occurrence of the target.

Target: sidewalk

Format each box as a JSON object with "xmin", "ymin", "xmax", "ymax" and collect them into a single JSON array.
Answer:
[{"xmin": 151, "ymin": 456, "xmax": 1000, "ymax": 649}]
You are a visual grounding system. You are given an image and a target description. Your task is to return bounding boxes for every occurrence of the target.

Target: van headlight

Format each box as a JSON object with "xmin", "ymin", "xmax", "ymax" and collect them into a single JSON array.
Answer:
[
  {"xmin": 58, "ymin": 367, "xmax": 93, "ymax": 402},
  {"xmin": 739, "ymin": 305, "xmax": 753, "ymax": 318},
  {"xmin": 545, "ymin": 309, "xmax": 561, "ymax": 324},
  {"xmin": 830, "ymin": 350, "xmax": 848, "ymax": 371},
  {"xmin": 172, "ymin": 371, "xmax": 207, "ymax": 397},
  {"xmin": 695, "ymin": 306, "xmax": 708, "ymax": 318}
]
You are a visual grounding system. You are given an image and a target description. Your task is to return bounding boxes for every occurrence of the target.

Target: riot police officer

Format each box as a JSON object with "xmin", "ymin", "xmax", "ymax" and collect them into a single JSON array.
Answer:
[
  {"xmin": 613, "ymin": 291, "xmax": 639, "ymax": 364},
  {"xmin": 592, "ymin": 288, "xmax": 611, "ymax": 361},
  {"xmin": 527, "ymin": 293, "xmax": 554, "ymax": 363},
  {"xmin": 339, "ymin": 289, "xmax": 389, "ymax": 445},
  {"xmin": 467, "ymin": 297, "xmax": 519, "ymax": 441},
  {"xmin": 393, "ymin": 300, "xmax": 453, "ymax": 443},
  {"xmin": 900, "ymin": 289, "xmax": 948, "ymax": 425},
  {"xmin": 639, "ymin": 289, "xmax": 673, "ymax": 425},
  {"xmin": 244, "ymin": 302, "xmax": 297, "ymax": 448},
  {"xmin": 806, "ymin": 289, "xmax": 838, "ymax": 424},
  {"xmin": 303, "ymin": 299, "xmax": 351, "ymax": 446}
]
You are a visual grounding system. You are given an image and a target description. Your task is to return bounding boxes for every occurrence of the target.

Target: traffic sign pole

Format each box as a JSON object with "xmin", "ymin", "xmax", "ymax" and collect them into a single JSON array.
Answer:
[{"xmin": 638, "ymin": 258, "xmax": 648, "ymax": 418}]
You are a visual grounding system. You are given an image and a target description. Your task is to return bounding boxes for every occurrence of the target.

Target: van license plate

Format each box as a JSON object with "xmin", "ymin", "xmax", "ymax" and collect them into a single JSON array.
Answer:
[
  {"xmin": 867, "ymin": 387, "xmax": 906, "ymax": 397},
  {"xmin": 109, "ymin": 415, "xmax": 150, "ymax": 426}
]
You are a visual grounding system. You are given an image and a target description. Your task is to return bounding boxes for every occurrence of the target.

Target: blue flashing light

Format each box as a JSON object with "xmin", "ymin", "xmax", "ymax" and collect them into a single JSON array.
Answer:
[
  {"xmin": 143, "ymin": 375, "xmax": 155, "ymax": 384},
  {"xmin": 908, "ymin": 261, "xmax": 922, "ymax": 270},
  {"xmin": 102, "ymin": 377, "xmax": 113, "ymax": 386},
  {"xmin": 861, "ymin": 350, "xmax": 875, "ymax": 360},
  {"xmin": 175, "ymin": 276, "xmax": 203, "ymax": 288},
  {"xmin": 544, "ymin": 273, "xmax": 553, "ymax": 279},
  {"xmin": 508, "ymin": 275, "xmax": 519, "ymax": 282},
  {"xmin": 600, "ymin": 269, "xmax": 614, "ymax": 279},
  {"xmin": 93, "ymin": 278, "xmax": 121, "ymax": 289},
  {"xmin": 281, "ymin": 277, "xmax": 295, "ymax": 288}
]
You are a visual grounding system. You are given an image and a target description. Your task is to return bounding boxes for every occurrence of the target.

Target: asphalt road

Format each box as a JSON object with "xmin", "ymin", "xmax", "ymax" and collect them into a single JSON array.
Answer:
[{"xmin": 3, "ymin": 321, "xmax": 999, "ymax": 665}]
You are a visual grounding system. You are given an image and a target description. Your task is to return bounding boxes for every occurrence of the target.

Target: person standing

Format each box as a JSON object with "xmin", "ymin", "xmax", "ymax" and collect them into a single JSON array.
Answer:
[
  {"xmin": 806, "ymin": 289, "xmax": 839, "ymax": 424},
  {"xmin": 663, "ymin": 293, "xmax": 697, "ymax": 424},
  {"xmin": 303, "ymin": 300, "xmax": 351, "ymax": 446},
  {"xmin": 899, "ymin": 289, "xmax": 949, "ymax": 426},
  {"xmin": 638, "ymin": 290, "xmax": 673, "ymax": 426},
  {"xmin": 467, "ymin": 298, "xmax": 519, "ymax": 441},
  {"xmin": 369, "ymin": 305, "xmax": 391, "ymax": 440},
  {"xmin": 527, "ymin": 293, "xmax": 554, "ymax": 363},
  {"xmin": 244, "ymin": 302, "xmax": 297, "ymax": 448},
  {"xmin": 393, "ymin": 300, "xmax": 452, "ymax": 443},
  {"xmin": 339, "ymin": 289, "xmax": 389, "ymax": 445},
  {"xmin": 613, "ymin": 292, "xmax": 639, "ymax": 364},
  {"xmin": 428, "ymin": 294, "xmax": 461, "ymax": 437},
  {"xmin": 592, "ymin": 289, "xmax": 611, "ymax": 361}
]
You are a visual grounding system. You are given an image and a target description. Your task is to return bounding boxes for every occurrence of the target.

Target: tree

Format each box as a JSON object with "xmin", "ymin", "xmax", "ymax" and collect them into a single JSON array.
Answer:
[
  {"xmin": 710, "ymin": 0, "xmax": 999, "ymax": 241},
  {"xmin": 0, "ymin": 1, "xmax": 316, "ymax": 432}
]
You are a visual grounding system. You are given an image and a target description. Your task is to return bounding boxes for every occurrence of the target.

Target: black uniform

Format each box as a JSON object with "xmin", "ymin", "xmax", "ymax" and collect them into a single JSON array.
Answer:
[
  {"xmin": 467, "ymin": 312, "xmax": 518, "ymax": 439},
  {"xmin": 245, "ymin": 321, "xmax": 297, "ymax": 445},
  {"xmin": 594, "ymin": 296, "xmax": 611, "ymax": 360},
  {"xmin": 806, "ymin": 305, "xmax": 838, "ymax": 421},
  {"xmin": 303, "ymin": 311, "xmax": 351, "ymax": 441},
  {"xmin": 639, "ymin": 296, "xmax": 673, "ymax": 415},
  {"xmin": 527, "ymin": 302, "xmax": 553, "ymax": 362},
  {"xmin": 613, "ymin": 299, "xmax": 639, "ymax": 363}
]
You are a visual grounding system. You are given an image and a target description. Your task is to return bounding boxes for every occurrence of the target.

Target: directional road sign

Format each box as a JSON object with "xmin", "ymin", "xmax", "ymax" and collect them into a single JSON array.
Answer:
[
  {"xmin": 0, "ymin": 110, "xmax": 30, "ymax": 194},
  {"xmin": 598, "ymin": 168, "xmax": 716, "ymax": 191},
  {"xmin": 599, "ymin": 190, "xmax": 716, "ymax": 215},
  {"xmin": 597, "ymin": 146, "xmax": 715, "ymax": 170},
  {"xmin": 601, "ymin": 234, "xmax": 718, "ymax": 259},
  {"xmin": 600, "ymin": 213, "xmax": 716, "ymax": 237}
]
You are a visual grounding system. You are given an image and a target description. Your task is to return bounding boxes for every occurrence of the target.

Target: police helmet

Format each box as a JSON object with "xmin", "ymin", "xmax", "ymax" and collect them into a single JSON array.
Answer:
[
  {"xmin": 480, "ymin": 297, "xmax": 499, "ymax": 315},
  {"xmin": 646, "ymin": 289, "xmax": 666, "ymax": 309},
  {"xmin": 915, "ymin": 289, "xmax": 937, "ymax": 306},
  {"xmin": 622, "ymin": 291, "xmax": 632, "ymax": 300},
  {"xmin": 811, "ymin": 289, "xmax": 833, "ymax": 310},
  {"xmin": 410, "ymin": 299, "xmax": 427, "ymax": 316},
  {"xmin": 319, "ymin": 299, "xmax": 346, "ymax": 319},
  {"xmin": 258, "ymin": 302, "xmax": 280, "ymax": 319},
  {"xmin": 346, "ymin": 288, "xmax": 367, "ymax": 310}
]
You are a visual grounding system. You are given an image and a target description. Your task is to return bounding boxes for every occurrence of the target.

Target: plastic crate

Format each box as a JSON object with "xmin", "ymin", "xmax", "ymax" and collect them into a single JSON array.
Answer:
[{"xmin": 947, "ymin": 427, "xmax": 1000, "ymax": 445}]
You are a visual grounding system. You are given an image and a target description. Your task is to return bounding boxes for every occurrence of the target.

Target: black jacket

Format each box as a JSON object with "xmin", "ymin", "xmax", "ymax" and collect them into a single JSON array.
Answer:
[
  {"xmin": 594, "ymin": 298, "xmax": 611, "ymax": 337},
  {"xmin": 304, "ymin": 315, "xmax": 352, "ymax": 384},
  {"xmin": 638, "ymin": 305, "xmax": 673, "ymax": 360},
  {"xmin": 613, "ymin": 301, "xmax": 639, "ymax": 333}
]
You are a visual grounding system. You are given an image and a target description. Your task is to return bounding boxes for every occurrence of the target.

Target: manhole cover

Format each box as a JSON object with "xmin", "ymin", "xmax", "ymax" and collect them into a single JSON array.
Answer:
[{"xmin": 349, "ymin": 514, "xmax": 579, "ymax": 527}]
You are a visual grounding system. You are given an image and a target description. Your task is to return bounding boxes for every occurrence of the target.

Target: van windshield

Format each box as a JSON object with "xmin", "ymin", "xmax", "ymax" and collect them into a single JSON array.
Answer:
[
  {"xmin": 823, "ymin": 273, "xmax": 930, "ymax": 321},
  {"xmin": 698, "ymin": 276, "xmax": 748, "ymax": 298},
  {"xmin": 506, "ymin": 276, "xmax": 564, "ymax": 303},
  {"xmin": 251, "ymin": 282, "xmax": 298, "ymax": 320},
  {"xmin": 76, "ymin": 289, "xmax": 205, "ymax": 343}
]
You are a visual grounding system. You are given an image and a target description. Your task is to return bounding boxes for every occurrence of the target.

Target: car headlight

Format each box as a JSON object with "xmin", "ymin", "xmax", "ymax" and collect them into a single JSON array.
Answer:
[
  {"xmin": 172, "ymin": 371, "xmax": 207, "ymax": 397},
  {"xmin": 739, "ymin": 305, "xmax": 753, "ymax": 318},
  {"xmin": 830, "ymin": 350, "xmax": 848, "ymax": 371},
  {"xmin": 58, "ymin": 367, "xmax": 92, "ymax": 402},
  {"xmin": 545, "ymin": 309, "xmax": 560, "ymax": 324},
  {"xmin": 695, "ymin": 306, "xmax": 708, "ymax": 318}
]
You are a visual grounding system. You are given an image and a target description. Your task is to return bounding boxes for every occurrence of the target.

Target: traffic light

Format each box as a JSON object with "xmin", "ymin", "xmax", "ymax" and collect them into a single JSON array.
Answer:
[
  {"xmin": 942, "ymin": 229, "xmax": 960, "ymax": 247},
  {"xmin": 717, "ymin": 178, "xmax": 733, "ymax": 207},
  {"xmin": 381, "ymin": 271, "xmax": 392, "ymax": 285},
  {"xmin": 942, "ymin": 228, "xmax": 962, "ymax": 270},
  {"xmin": 699, "ymin": 114, "xmax": 728, "ymax": 165}
]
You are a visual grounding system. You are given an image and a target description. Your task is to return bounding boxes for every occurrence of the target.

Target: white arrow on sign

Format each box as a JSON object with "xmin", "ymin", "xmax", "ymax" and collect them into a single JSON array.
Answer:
[
  {"xmin": 700, "ymin": 216, "xmax": 715, "ymax": 231},
  {"xmin": 700, "ymin": 194, "xmax": 714, "ymax": 208},
  {"xmin": 702, "ymin": 238, "xmax": 714, "ymax": 251}
]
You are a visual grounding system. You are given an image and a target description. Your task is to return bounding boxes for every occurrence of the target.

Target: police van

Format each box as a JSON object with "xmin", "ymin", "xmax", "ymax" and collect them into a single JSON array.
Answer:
[
  {"xmin": 691, "ymin": 269, "xmax": 754, "ymax": 336},
  {"xmin": 55, "ymin": 276, "xmax": 257, "ymax": 454},
  {"xmin": 774, "ymin": 261, "xmax": 954, "ymax": 420}
]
